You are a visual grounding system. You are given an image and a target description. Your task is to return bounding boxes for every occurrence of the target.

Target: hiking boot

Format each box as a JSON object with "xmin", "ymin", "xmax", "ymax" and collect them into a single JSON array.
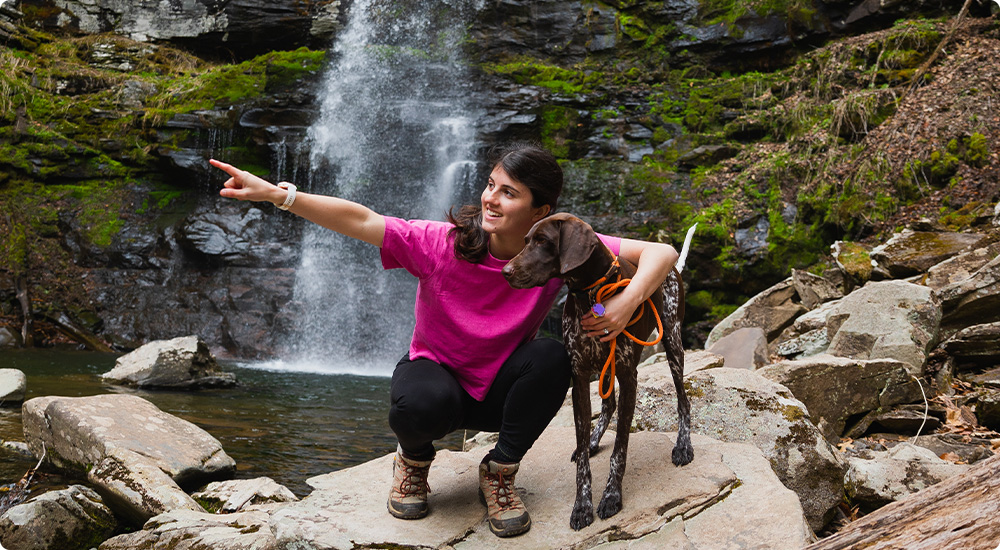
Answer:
[
  {"xmin": 387, "ymin": 449, "xmax": 432, "ymax": 519},
  {"xmin": 478, "ymin": 456, "xmax": 531, "ymax": 537}
]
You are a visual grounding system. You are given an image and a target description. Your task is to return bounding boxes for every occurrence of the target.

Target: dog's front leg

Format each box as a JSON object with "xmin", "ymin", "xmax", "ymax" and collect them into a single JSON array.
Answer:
[
  {"xmin": 570, "ymin": 372, "xmax": 595, "ymax": 530},
  {"xmin": 597, "ymin": 370, "xmax": 636, "ymax": 519}
]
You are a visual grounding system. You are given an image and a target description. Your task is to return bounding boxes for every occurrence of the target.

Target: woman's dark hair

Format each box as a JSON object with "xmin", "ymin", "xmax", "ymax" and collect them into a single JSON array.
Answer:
[{"xmin": 448, "ymin": 142, "xmax": 564, "ymax": 263}]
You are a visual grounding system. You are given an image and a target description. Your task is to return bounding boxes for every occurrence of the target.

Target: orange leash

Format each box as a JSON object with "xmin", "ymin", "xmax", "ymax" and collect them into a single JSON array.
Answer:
[{"xmin": 586, "ymin": 263, "xmax": 664, "ymax": 400}]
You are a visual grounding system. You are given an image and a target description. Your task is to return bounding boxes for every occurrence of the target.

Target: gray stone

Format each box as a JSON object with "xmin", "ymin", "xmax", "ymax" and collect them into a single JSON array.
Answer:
[
  {"xmin": 101, "ymin": 335, "xmax": 237, "ymax": 389},
  {"xmin": 633, "ymin": 364, "xmax": 845, "ymax": 531},
  {"xmin": 22, "ymin": 394, "xmax": 235, "ymax": 524},
  {"xmin": 706, "ymin": 277, "xmax": 807, "ymax": 348},
  {"xmin": 791, "ymin": 269, "xmax": 843, "ymax": 310},
  {"xmin": 0, "ymin": 368, "xmax": 26, "ymax": 407},
  {"xmin": 825, "ymin": 280, "xmax": 941, "ymax": 374},
  {"xmin": 830, "ymin": 241, "xmax": 873, "ymax": 290},
  {"xmin": 760, "ymin": 354, "xmax": 924, "ymax": 442},
  {"xmin": 936, "ymin": 253, "xmax": 1000, "ymax": 337},
  {"xmin": 911, "ymin": 434, "xmax": 995, "ymax": 465},
  {"xmin": 192, "ymin": 477, "xmax": 298, "ymax": 513},
  {"xmin": 99, "ymin": 509, "xmax": 277, "ymax": 550},
  {"xmin": 941, "ymin": 322, "xmax": 1000, "ymax": 369},
  {"xmin": 0, "ymin": 327, "xmax": 17, "ymax": 347},
  {"xmin": 0, "ymin": 485, "xmax": 117, "ymax": 550},
  {"xmin": 923, "ymin": 241, "xmax": 1000, "ymax": 290},
  {"xmin": 869, "ymin": 230, "xmax": 986, "ymax": 279},
  {"xmin": 845, "ymin": 443, "xmax": 970, "ymax": 509},
  {"xmin": 707, "ymin": 327, "xmax": 768, "ymax": 370}
]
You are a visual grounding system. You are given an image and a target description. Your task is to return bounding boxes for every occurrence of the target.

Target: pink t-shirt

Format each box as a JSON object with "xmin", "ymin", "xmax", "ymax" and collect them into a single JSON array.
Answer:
[{"xmin": 380, "ymin": 216, "xmax": 621, "ymax": 400}]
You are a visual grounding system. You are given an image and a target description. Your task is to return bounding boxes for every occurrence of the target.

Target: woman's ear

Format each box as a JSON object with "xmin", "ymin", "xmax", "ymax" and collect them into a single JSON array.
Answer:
[{"xmin": 532, "ymin": 204, "xmax": 551, "ymax": 222}]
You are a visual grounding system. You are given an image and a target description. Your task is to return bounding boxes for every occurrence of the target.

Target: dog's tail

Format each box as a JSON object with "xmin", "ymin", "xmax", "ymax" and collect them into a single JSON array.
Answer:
[{"xmin": 675, "ymin": 223, "xmax": 697, "ymax": 274}]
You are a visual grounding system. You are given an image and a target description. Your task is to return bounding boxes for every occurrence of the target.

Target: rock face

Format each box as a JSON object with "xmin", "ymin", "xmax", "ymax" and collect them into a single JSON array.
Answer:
[
  {"xmin": 100, "ymin": 335, "xmax": 237, "ymax": 389},
  {"xmin": 936, "ymin": 252, "xmax": 1000, "ymax": 337},
  {"xmin": 21, "ymin": 394, "xmax": 235, "ymax": 524},
  {"xmin": 0, "ymin": 485, "xmax": 118, "ymax": 550},
  {"xmin": 760, "ymin": 355, "xmax": 924, "ymax": 443},
  {"xmin": 19, "ymin": 0, "xmax": 342, "ymax": 58},
  {"xmin": 192, "ymin": 478, "xmax": 299, "ymax": 513},
  {"xmin": 0, "ymin": 368, "xmax": 26, "ymax": 407},
  {"xmin": 705, "ymin": 278, "xmax": 807, "ymax": 347},
  {"xmin": 633, "ymin": 364, "xmax": 845, "ymax": 531},
  {"xmin": 706, "ymin": 326, "xmax": 768, "ymax": 370},
  {"xmin": 869, "ymin": 230, "xmax": 985, "ymax": 279}
]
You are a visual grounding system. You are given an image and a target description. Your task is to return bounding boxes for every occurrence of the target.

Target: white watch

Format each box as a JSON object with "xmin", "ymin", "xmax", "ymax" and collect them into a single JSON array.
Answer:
[{"xmin": 277, "ymin": 182, "xmax": 296, "ymax": 210}]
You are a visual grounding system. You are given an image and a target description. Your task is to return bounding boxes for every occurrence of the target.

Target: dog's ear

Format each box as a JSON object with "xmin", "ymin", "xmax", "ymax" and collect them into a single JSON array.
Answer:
[{"xmin": 559, "ymin": 217, "xmax": 599, "ymax": 275}]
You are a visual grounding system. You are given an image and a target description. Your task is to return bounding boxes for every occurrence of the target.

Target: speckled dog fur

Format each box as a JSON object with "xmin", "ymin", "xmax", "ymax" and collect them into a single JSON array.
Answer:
[{"xmin": 503, "ymin": 213, "xmax": 694, "ymax": 531}]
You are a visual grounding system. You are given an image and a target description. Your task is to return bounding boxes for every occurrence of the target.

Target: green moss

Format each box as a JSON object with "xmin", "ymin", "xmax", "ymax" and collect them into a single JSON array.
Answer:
[
  {"xmin": 540, "ymin": 105, "xmax": 579, "ymax": 158},
  {"xmin": 481, "ymin": 57, "xmax": 606, "ymax": 95}
]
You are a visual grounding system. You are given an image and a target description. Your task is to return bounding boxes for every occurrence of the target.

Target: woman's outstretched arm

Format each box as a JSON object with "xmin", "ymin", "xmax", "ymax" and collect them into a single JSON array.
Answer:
[{"xmin": 211, "ymin": 159, "xmax": 386, "ymax": 248}]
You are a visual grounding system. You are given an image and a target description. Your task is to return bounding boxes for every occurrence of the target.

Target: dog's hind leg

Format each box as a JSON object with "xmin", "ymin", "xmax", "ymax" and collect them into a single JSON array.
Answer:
[
  {"xmin": 570, "ymin": 373, "xmax": 596, "ymax": 530},
  {"xmin": 597, "ymin": 372, "xmax": 635, "ymax": 520}
]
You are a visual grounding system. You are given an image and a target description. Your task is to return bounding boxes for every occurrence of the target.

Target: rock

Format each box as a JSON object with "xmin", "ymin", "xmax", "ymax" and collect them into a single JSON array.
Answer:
[
  {"xmin": 0, "ymin": 327, "xmax": 17, "ymax": 347},
  {"xmin": 911, "ymin": 434, "xmax": 995, "ymax": 465},
  {"xmin": 264, "ymin": 428, "xmax": 813, "ymax": 550},
  {"xmin": 633, "ymin": 364, "xmax": 845, "ymax": 531},
  {"xmin": 923, "ymin": 241, "xmax": 1000, "ymax": 290},
  {"xmin": 677, "ymin": 144, "xmax": 740, "ymax": 169},
  {"xmin": 844, "ymin": 443, "xmax": 970, "ymax": 510},
  {"xmin": 970, "ymin": 388, "xmax": 1000, "ymax": 432},
  {"xmin": 0, "ymin": 369, "xmax": 26, "ymax": 407},
  {"xmin": 0, "ymin": 485, "xmax": 118, "ymax": 550},
  {"xmin": 684, "ymin": 349, "xmax": 726, "ymax": 374},
  {"xmin": 733, "ymin": 216, "xmax": 770, "ymax": 259},
  {"xmin": 705, "ymin": 277, "xmax": 807, "ymax": 348},
  {"xmin": 940, "ymin": 322, "xmax": 1000, "ymax": 370},
  {"xmin": 869, "ymin": 230, "xmax": 985, "ymax": 279},
  {"xmin": 994, "ymin": 201, "xmax": 1000, "ymax": 226},
  {"xmin": 706, "ymin": 327, "xmax": 768, "ymax": 370},
  {"xmin": 831, "ymin": 241, "xmax": 873, "ymax": 290},
  {"xmin": 936, "ymin": 253, "xmax": 1000, "ymax": 338},
  {"xmin": 192, "ymin": 478, "xmax": 298, "ymax": 513},
  {"xmin": 22, "ymin": 394, "xmax": 235, "ymax": 524},
  {"xmin": 100, "ymin": 335, "xmax": 237, "ymax": 389},
  {"xmin": 760, "ymin": 354, "xmax": 924, "ymax": 442},
  {"xmin": 958, "ymin": 365, "xmax": 1000, "ymax": 388},
  {"xmin": 791, "ymin": 269, "xmax": 843, "ymax": 310},
  {"xmin": 851, "ymin": 407, "xmax": 943, "ymax": 437},
  {"xmin": 825, "ymin": 280, "xmax": 941, "ymax": 374},
  {"xmin": 99, "ymin": 509, "xmax": 277, "ymax": 550}
]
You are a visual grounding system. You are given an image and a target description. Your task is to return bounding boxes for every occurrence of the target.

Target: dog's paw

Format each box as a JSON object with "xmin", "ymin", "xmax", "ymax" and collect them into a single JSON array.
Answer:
[
  {"xmin": 570, "ymin": 448, "xmax": 580, "ymax": 463},
  {"xmin": 570, "ymin": 503, "xmax": 594, "ymax": 531},
  {"xmin": 597, "ymin": 492, "xmax": 622, "ymax": 519},
  {"xmin": 672, "ymin": 443, "xmax": 694, "ymax": 466}
]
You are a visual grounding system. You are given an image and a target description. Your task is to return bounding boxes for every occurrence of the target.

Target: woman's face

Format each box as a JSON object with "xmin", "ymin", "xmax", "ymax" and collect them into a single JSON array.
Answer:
[{"xmin": 481, "ymin": 166, "xmax": 550, "ymax": 240}]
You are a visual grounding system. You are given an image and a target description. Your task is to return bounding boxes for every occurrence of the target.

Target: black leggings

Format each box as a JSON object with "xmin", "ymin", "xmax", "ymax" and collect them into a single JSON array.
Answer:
[{"xmin": 388, "ymin": 338, "xmax": 571, "ymax": 463}]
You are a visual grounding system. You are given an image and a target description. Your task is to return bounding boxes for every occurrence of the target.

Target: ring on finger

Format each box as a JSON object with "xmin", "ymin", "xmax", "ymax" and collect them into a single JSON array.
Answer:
[{"xmin": 603, "ymin": 328, "xmax": 610, "ymax": 336}]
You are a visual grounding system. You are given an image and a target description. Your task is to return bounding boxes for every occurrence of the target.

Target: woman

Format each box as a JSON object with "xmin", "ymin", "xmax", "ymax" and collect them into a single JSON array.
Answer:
[{"xmin": 210, "ymin": 143, "xmax": 679, "ymax": 538}]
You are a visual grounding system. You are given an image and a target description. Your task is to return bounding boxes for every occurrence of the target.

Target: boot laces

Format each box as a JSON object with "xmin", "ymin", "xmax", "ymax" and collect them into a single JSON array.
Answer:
[
  {"xmin": 396, "ymin": 457, "xmax": 430, "ymax": 496},
  {"xmin": 486, "ymin": 470, "xmax": 518, "ymax": 509}
]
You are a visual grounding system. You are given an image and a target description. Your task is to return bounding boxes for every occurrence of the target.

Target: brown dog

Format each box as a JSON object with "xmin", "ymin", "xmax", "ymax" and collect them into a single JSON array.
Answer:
[{"xmin": 503, "ymin": 212, "xmax": 694, "ymax": 530}]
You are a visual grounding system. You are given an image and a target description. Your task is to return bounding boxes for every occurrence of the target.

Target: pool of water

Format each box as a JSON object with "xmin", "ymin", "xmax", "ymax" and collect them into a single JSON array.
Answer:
[{"xmin": 0, "ymin": 349, "xmax": 464, "ymax": 497}]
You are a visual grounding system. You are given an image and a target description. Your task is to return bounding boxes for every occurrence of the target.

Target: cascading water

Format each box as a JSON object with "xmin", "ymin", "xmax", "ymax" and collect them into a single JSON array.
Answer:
[{"xmin": 281, "ymin": 0, "xmax": 484, "ymax": 374}]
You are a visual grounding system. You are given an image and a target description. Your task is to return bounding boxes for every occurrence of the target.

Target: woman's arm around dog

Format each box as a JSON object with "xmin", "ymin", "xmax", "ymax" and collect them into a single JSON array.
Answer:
[
  {"xmin": 210, "ymin": 159, "xmax": 386, "ymax": 247},
  {"xmin": 580, "ymin": 239, "xmax": 678, "ymax": 343}
]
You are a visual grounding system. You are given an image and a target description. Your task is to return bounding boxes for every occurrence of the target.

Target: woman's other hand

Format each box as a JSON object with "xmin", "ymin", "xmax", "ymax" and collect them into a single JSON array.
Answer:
[{"xmin": 210, "ymin": 159, "xmax": 285, "ymax": 206}]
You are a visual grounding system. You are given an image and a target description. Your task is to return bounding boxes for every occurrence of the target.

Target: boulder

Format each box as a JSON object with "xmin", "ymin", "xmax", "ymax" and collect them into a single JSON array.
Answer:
[
  {"xmin": 192, "ymin": 478, "xmax": 298, "ymax": 513},
  {"xmin": 633, "ymin": 364, "xmax": 845, "ymax": 531},
  {"xmin": 830, "ymin": 241, "xmax": 872, "ymax": 290},
  {"xmin": 825, "ymin": 280, "xmax": 941, "ymax": 374},
  {"xmin": 760, "ymin": 354, "xmax": 924, "ymax": 442},
  {"xmin": 100, "ymin": 335, "xmax": 237, "ymax": 389},
  {"xmin": 0, "ymin": 327, "xmax": 17, "ymax": 347},
  {"xmin": 705, "ymin": 277, "xmax": 807, "ymax": 348},
  {"xmin": 936, "ymin": 253, "xmax": 1000, "ymax": 337},
  {"xmin": 22, "ymin": 394, "xmax": 235, "ymax": 524},
  {"xmin": 923, "ymin": 241, "xmax": 1000, "ymax": 290},
  {"xmin": 791, "ymin": 269, "xmax": 843, "ymax": 310},
  {"xmin": 844, "ymin": 443, "xmax": 970, "ymax": 510},
  {"xmin": 869, "ymin": 230, "xmax": 985, "ymax": 279},
  {"xmin": 940, "ymin": 322, "xmax": 1000, "ymax": 370},
  {"xmin": 706, "ymin": 327, "xmax": 768, "ymax": 370},
  {"xmin": 911, "ymin": 434, "xmax": 995, "ymax": 465},
  {"xmin": 0, "ymin": 369, "xmax": 26, "ymax": 407},
  {"xmin": 99, "ymin": 509, "xmax": 276, "ymax": 550},
  {"xmin": 266, "ymin": 428, "xmax": 814, "ymax": 550},
  {"xmin": 0, "ymin": 485, "xmax": 118, "ymax": 550}
]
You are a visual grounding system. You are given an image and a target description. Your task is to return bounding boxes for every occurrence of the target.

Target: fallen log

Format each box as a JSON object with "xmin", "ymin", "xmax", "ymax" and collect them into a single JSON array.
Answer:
[{"xmin": 805, "ymin": 452, "xmax": 1000, "ymax": 550}]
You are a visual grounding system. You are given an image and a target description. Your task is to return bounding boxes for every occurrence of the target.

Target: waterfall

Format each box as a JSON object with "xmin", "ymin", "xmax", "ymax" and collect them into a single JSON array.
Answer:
[{"xmin": 279, "ymin": 0, "xmax": 484, "ymax": 375}]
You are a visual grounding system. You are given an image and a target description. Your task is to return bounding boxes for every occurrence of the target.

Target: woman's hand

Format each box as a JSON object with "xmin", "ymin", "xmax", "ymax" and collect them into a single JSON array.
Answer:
[
  {"xmin": 579, "ymin": 290, "xmax": 641, "ymax": 343},
  {"xmin": 210, "ymin": 159, "xmax": 286, "ymax": 206}
]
